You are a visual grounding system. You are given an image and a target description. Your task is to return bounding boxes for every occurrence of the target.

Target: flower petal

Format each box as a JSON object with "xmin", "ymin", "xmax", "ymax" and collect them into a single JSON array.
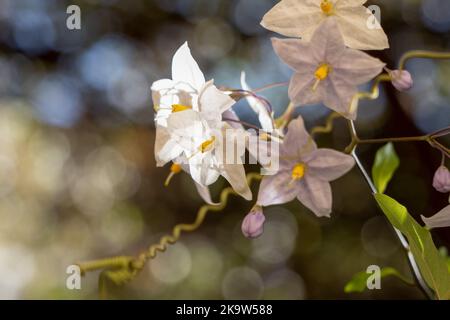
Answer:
[
  {"xmin": 198, "ymin": 80, "xmax": 235, "ymax": 122},
  {"xmin": 221, "ymin": 163, "xmax": 252, "ymax": 200},
  {"xmin": 338, "ymin": 0, "xmax": 368, "ymax": 7},
  {"xmin": 306, "ymin": 148, "xmax": 355, "ymax": 181},
  {"xmin": 151, "ymin": 77, "xmax": 174, "ymax": 88},
  {"xmin": 309, "ymin": 18, "xmax": 346, "ymax": 64},
  {"xmin": 321, "ymin": 74, "xmax": 358, "ymax": 119},
  {"xmin": 334, "ymin": 5, "xmax": 389, "ymax": 50},
  {"xmin": 282, "ymin": 116, "xmax": 317, "ymax": 159},
  {"xmin": 156, "ymin": 136, "xmax": 185, "ymax": 166},
  {"xmin": 189, "ymin": 153, "xmax": 221, "ymax": 186},
  {"xmin": 257, "ymin": 170, "xmax": 298, "ymax": 206},
  {"xmin": 297, "ymin": 175, "xmax": 332, "ymax": 217},
  {"xmin": 288, "ymin": 71, "xmax": 321, "ymax": 106},
  {"xmin": 271, "ymin": 38, "xmax": 317, "ymax": 69},
  {"xmin": 194, "ymin": 182, "xmax": 220, "ymax": 205},
  {"xmin": 261, "ymin": 0, "xmax": 323, "ymax": 40},
  {"xmin": 172, "ymin": 42, "xmax": 206, "ymax": 91},
  {"xmin": 333, "ymin": 49, "xmax": 385, "ymax": 85},
  {"xmin": 154, "ymin": 126, "xmax": 172, "ymax": 166},
  {"xmin": 241, "ymin": 71, "xmax": 274, "ymax": 132},
  {"xmin": 421, "ymin": 205, "xmax": 450, "ymax": 229}
]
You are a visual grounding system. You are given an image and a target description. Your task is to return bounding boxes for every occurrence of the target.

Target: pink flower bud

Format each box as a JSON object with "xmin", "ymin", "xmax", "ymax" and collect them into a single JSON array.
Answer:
[
  {"xmin": 241, "ymin": 206, "xmax": 265, "ymax": 239},
  {"xmin": 433, "ymin": 166, "xmax": 450, "ymax": 193},
  {"xmin": 390, "ymin": 70, "xmax": 413, "ymax": 92}
]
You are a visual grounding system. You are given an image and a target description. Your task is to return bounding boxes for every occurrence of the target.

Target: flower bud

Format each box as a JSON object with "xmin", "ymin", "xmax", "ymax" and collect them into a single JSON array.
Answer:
[
  {"xmin": 241, "ymin": 206, "xmax": 265, "ymax": 239},
  {"xmin": 390, "ymin": 70, "xmax": 413, "ymax": 92},
  {"xmin": 433, "ymin": 166, "xmax": 450, "ymax": 193}
]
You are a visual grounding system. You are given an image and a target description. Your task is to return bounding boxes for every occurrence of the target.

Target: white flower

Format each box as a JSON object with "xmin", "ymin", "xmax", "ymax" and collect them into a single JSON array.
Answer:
[
  {"xmin": 271, "ymin": 18, "xmax": 385, "ymax": 120},
  {"xmin": 261, "ymin": 0, "xmax": 389, "ymax": 50},
  {"xmin": 152, "ymin": 42, "xmax": 252, "ymax": 200}
]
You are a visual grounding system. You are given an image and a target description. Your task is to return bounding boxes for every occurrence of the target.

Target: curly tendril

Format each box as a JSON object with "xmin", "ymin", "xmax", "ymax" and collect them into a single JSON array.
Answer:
[
  {"xmin": 77, "ymin": 50, "xmax": 450, "ymax": 299},
  {"xmin": 77, "ymin": 173, "xmax": 262, "ymax": 298}
]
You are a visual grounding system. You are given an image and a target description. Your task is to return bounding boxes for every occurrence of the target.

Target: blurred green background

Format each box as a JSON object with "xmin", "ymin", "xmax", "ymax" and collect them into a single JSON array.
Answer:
[{"xmin": 0, "ymin": 0, "xmax": 449, "ymax": 299}]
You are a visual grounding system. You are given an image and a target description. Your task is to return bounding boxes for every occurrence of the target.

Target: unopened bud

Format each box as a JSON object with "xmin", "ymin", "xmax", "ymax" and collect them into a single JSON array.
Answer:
[
  {"xmin": 390, "ymin": 70, "xmax": 413, "ymax": 92},
  {"xmin": 433, "ymin": 166, "xmax": 450, "ymax": 193},
  {"xmin": 241, "ymin": 205, "xmax": 265, "ymax": 239}
]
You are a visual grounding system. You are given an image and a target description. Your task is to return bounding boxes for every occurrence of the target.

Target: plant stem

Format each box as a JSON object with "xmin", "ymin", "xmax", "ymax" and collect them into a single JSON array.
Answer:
[
  {"xmin": 222, "ymin": 117, "xmax": 261, "ymax": 131},
  {"xmin": 252, "ymin": 81, "xmax": 289, "ymax": 93},
  {"xmin": 399, "ymin": 50, "xmax": 450, "ymax": 70},
  {"xmin": 310, "ymin": 112, "xmax": 342, "ymax": 138},
  {"xmin": 358, "ymin": 136, "xmax": 429, "ymax": 144},
  {"xmin": 345, "ymin": 121, "xmax": 450, "ymax": 157},
  {"xmin": 275, "ymin": 102, "xmax": 295, "ymax": 129}
]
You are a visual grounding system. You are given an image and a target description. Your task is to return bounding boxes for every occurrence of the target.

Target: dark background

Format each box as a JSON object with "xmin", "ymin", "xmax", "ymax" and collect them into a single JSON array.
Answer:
[{"xmin": 0, "ymin": 0, "xmax": 448, "ymax": 299}]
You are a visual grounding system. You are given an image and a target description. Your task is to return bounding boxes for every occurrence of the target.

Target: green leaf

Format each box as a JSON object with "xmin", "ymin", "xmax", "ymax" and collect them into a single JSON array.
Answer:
[
  {"xmin": 372, "ymin": 143, "xmax": 400, "ymax": 194},
  {"xmin": 345, "ymin": 267, "xmax": 413, "ymax": 293},
  {"xmin": 374, "ymin": 194, "xmax": 450, "ymax": 300},
  {"xmin": 439, "ymin": 247, "xmax": 450, "ymax": 274}
]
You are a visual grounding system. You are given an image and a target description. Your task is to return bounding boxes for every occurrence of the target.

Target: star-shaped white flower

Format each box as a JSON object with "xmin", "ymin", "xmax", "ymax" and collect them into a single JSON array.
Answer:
[
  {"xmin": 257, "ymin": 116, "xmax": 355, "ymax": 217},
  {"xmin": 261, "ymin": 0, "xmax": 389, "ymax": 50},
  {"xmin": 272, "ymin": 18, "xmax": 385, "ymax": 120}
]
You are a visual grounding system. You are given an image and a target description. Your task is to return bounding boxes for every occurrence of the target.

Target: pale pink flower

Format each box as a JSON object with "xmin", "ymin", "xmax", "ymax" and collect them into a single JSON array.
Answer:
[
  {"xmin": 257, "ymin": 116, "xmax": 355, "ymax": 217},
  {"xmin": 271, "ymin": 18, "xmax": 385, "ymax": 120}
]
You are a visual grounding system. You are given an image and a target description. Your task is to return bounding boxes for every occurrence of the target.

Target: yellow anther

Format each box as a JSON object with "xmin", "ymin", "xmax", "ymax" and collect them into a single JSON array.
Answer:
[
  {"xmin": 164, "ymin": 163, "xmax": 182, "ymax": 187},
  {"xmin": 170, "ymin": 163, "xmax": 182, "ymax": 174},
  {"xmin": 313, "ymin": 63, "xmax": 331, "ymax": 91},
  {"xmin": 291, "ymin": 163, "xmax": 306, "ymax": 180},
  {"xmin": 315, "ymin": 64, "xmax": 330, "ymax": 81},
  {"xmin": 320, "ymin": 0, "xmax": 334, "ymax": 16},
  {"xmin": 171, "ymin": 104, "xmax": 191, "ymax": 113},
  {"xmin": 199, "ymin": 136, "xmax": 216, "ymax": 153},
  {"xmin": 260, "ymin": 132, "xmax": 270, "ymax": 141}
]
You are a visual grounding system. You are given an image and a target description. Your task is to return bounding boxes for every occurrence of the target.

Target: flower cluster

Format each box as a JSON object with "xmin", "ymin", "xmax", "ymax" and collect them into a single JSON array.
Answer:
[
  {"xmin": 152, "ymin": 42, "xmax": 252, "ymax": 202},
  {"xmin": 151, "ymin": 0, "xmax": 442, "ymax": 240},
  {"xmin": 77, "ymin": 1, "xmax": 450, "ymax": 298}
]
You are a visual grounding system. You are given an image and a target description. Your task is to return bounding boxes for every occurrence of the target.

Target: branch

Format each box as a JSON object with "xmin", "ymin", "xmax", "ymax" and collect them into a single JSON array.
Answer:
[{"xmin": 398, "ymin": 50, "xmax": 450, "ymax": 70}]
